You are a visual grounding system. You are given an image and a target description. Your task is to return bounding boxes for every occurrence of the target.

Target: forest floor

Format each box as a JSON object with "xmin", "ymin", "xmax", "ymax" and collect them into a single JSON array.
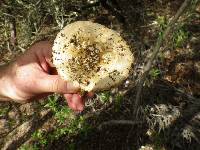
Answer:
[{"xmin": 0, "ymin": 0, "xmax": 200, "ymax": 150}]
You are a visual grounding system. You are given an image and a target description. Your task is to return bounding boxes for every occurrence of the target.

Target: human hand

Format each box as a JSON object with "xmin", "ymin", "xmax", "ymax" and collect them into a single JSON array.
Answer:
[{"xmin": 0, "ymin": 41, "xmax": 91, "ymax": 111}]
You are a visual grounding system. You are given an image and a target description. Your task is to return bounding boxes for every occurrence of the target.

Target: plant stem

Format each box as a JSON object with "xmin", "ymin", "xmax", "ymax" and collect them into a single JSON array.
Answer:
[{"xmin": 134, "ymin": 0, "xmax": 192, "ymax": 116}]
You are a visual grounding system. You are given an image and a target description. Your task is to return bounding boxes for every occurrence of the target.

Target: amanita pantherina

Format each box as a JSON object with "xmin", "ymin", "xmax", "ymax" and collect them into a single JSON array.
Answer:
[{"xmin": 52, "ymin": 21, "xmax": 133, "ymax": 92}]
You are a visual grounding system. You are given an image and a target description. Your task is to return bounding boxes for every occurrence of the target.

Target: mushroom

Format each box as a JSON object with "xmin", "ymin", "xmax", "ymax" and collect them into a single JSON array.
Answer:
[{"xmin": 52, "ymin": 21, "xmax": 133, "ymax": 92}]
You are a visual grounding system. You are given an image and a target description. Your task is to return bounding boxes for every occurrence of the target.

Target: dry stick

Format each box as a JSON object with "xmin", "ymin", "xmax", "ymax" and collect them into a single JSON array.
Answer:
[
  {"xmin": 134, "ymin": 0, "xmax": 192, "ymax": 115},
  {"xmin": 98, "ymin": 120, "xmax": 143, "ymax": 130},
  {"xmin": 2, "ymin": 109, "xmax": 53, "ymax": 150},
  {"xmin": 10, "ymin": 18, "xmax": 17, "ymax": 50}
]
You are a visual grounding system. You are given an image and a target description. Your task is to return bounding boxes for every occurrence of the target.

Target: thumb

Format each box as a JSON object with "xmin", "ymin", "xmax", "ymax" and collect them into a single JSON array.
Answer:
[{"xmin": 37, "ymin": 74, "xmax": 80, "ymax": 93}]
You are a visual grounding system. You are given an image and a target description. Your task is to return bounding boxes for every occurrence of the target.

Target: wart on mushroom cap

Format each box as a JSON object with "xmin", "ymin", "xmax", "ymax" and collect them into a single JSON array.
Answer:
[{"xmin": 52, "ymin": 21, "xmax": 134, "ymax": 92}]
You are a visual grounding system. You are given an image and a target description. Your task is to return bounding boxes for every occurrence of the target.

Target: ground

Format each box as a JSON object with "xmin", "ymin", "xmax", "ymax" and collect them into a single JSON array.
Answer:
[{"xmin": 0, "ymin": 0, "xmax": 200, "ymax": 150}]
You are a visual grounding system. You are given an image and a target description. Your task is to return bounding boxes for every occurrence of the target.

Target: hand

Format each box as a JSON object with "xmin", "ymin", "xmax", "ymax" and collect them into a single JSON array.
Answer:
[{"xmin": 0, "ymin": 41, "xmax": 90, "ymax": 111}]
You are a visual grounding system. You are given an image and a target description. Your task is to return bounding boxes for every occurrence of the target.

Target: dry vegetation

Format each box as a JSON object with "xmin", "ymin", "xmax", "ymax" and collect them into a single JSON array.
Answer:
[{"xmin": 0, "ymin": 0, "xmax": 200, "ymax": 150}]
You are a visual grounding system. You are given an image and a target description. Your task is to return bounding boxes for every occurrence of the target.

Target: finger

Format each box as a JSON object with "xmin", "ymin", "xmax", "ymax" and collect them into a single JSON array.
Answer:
[
  {"xmin": 64, "ymin": 93, "xmax": 73, "ymax": 101},
  {"xmin": 87, "ymin": 92, "xmax": 95, "ymax": 98},
  {"xmin": 35, "ymin": 41, "xmax": 53, "ymax": 61},
  {"xmin": 64, "ymin": 94, "xmax": 76, "ymax": 110},
  {"xmin": 72, "ymin": 94, "xmax": 84, "ymax": 111},
  {"xmin": 32, "ymin": 41, "xmax": 54, "ymax": 71},
  {"xmin": 38, "ymin": 75, "xmax": 80, "ymax": 93},
  {"xmin": 39, "ymin": 41, "xmax": 55, "ymax": 68},
  {"xmin": 33, "ymin": 93, "xmax": 52, "ymax": 100},
  {"xmin": 21, "ymin": 92, "xmax": 52, "ymax": 104},
  {"xmin": 49, "ymin": 67, "xmax": 58, "ymax": 75},
  {"xmin": 64, "ymin": 94, "xmax": 84, "ymax": 111}
]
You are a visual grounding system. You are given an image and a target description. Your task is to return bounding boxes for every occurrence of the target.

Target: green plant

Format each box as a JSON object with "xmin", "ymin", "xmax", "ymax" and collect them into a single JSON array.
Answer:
[
  {"xmin": 172, "ymin": 26, "xmax": 189, "ymax": 48},
  {"xmin": 8, "ymin": 119, "xmax": 16, "ymax": 127},
  {"xmin": 43, "ymin": 94, "xmax": 91, "ymax": 144},
  {"xmin": 149, "ymin": 68, "xmax": 161, "ymax": 79},
  {"xmin": 0, "ymin": 106, "xmax": 9, "ymax": 117},
  {"xmin": 0, "ymin": 0, "xmax": 81, "ymax": 51},
  {"xmin": 55, "ymin": 106, "xmax": 72, "ymax": 124},
  {"xmin": 151, "ymin": 131, "xmax": 166, "ymax": 150},
  {"xmin": 145, "ymin": 68, "xmax": 161, "ymax": 87},
  {"xmin": 45, "ymin": 95, "xmax": 74, "ymax": 124},
  {"xmin": 19, "ymin": 144, "xmax": 39, "ymax": 150},
  {"xmin": 67, "ymin": 143, "xmax": 76, "ymax": 150},
  {"xmin": 32, "ymin": 130, "xmax": 48, "ymax": 146},
  {"xmin": 156, "ymin": 15, "xmax": 189, "ymax": 48},
  {"xmin": 51, "ymin": 115, "xmax": 91, "ymax": 140},
  {"xmin": 114, "ymin": 93, "xmax": 123, "ymax": 111},
  {"xmin": 44, "ymin": 94, "xmax": 60, "ymax": 112},
  {"xmin": 99, "ymin": 91, "xmax": 111, "ymax": 103},
  {"xmin": 156, "ymin": 16, "xmax": 168, "ymax": 35}
]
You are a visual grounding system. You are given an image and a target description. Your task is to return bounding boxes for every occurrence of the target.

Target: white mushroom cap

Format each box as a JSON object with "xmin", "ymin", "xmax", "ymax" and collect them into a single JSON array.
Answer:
[{"xmin": 52, "ymin": 21, "xmax": 133, "ymax": 92}]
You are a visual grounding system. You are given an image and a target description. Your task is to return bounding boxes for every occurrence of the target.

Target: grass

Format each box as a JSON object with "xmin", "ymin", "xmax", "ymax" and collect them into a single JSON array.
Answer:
[
  {"xmin": 172, "ymin": 25, "xmax": 189, "ymax": 48},
  {"xmin": 156, "ymin": 15, "xmax": 190, "ymax": 49},
  {"xmin": 19, "ymin": 144, "xmax": 39, "ymax": 150},
  {"xmin": 98, "ymin": 91, "xmax": 124, "ymax": 112},
  {"xmin": 98, "ymin": 91, "xmax": 111, "ymax": 104},
  {"xmin": 144, "ymin": 68, "xmax": 161, "ymax": 87},
  {"xmin": 19, "ymin": 92, "xmax": 124, "ymax": 149},
  {"xmin": 156, "ymin": 16, "xmax": 168, "ymax": 35},
  {"xmin": 32, "ymin": 130, "xmax": 48, "ymax": 146},
  {"xmin": 0, "ymin": 106, "xmax": 9, "ymax": 117},
  {"xmin": 114, "ymin": 93, "xmax": 123, "ymax": 112},
  {"xmin": 151, "ymin": 131, "xmax": 166, "ymax": 150},
  {"xmin": 0, "ymin": 0, "xmax": 83, "ymax": 52},
  {"xmin": 20, "ymin": 94, "xmax": 92, "ymax": 149},
  {"xmin": 149, "ymin": 68, "xmax": 161, "ymax": 80},
  {"xmin": 45, "ymin": 95, "xmax": 92, "ymax": 140}
]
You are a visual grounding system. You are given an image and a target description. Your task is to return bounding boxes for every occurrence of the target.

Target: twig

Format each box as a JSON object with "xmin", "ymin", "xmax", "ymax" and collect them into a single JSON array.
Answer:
[
  {"xmin": 98, "ymin": 120, "xmax": 143, "ymax": 130},
  {"xmin": 1, "ymin": 110, "xmax": 53, "ymax": 150},
  {"xmin": 155, "ymin": 82, "xmax": 200, "ymax": 102},
  {"xmin": 81, "ymin": 1, "xmax": 100, "ymax": 10},
  {"xmin": 10, "ymin": 18, "xmax": 17, "ymax": 50},
  {"xmin": 134, "ymin": 0, "xmax": 192, "ymax": 116}
]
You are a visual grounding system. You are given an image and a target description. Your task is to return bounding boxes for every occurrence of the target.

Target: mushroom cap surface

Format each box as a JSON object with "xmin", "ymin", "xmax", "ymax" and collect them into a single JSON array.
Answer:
[{"xmin": 53, "ymin": 21, "xmax": 133, "ymax": 92}]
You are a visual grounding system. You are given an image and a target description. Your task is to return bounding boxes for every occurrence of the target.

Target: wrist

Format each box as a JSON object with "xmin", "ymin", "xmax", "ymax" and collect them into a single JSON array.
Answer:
[
  {"xmin": 0, "ymin": 65, "xmax": 12, "ymax": 101},
  {"xmin": 0, "ymin": 64, "xmax": 19, "ymax": 102}
]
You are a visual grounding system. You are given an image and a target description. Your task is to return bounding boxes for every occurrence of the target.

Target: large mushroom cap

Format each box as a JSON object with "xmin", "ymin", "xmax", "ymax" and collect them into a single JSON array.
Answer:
[{"xmin": 52, "ymin": 21, "xmax": 133, "ymax": 92}]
